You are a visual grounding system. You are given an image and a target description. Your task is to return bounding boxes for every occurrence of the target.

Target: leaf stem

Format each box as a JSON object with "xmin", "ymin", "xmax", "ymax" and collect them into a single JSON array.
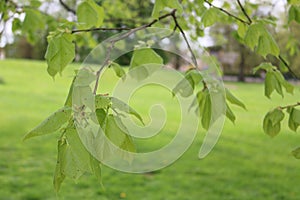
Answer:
[{"xmin": 279, "ymin": 102, "xmax": 300, "ymax": 110}]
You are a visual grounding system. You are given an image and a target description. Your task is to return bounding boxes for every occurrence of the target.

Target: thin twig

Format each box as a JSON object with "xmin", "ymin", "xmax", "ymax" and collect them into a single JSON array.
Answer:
[
  {"xmin": 72, "ymin": 27, "xmax": 132, "ymax": 34},
  {"xmin": 203, "ymin": 0, "xmax": 250, "ymax": 25},
  {"xmin": 59, "ymin": 0, "xmax": 76, "ymax": 15},
  {"xmin": 278, "ymin": 55, "xmax": 299, "ymax": 79},
  {"xmin": 92, "ymin": 9, "xmax": 198, "ymax": 93},
  {"xmin": 236, "ymin": 0, "xmax": 252, "ymax": 24},
  {"xmin": 279, "ymin": 102, "xmax": 300, "ymax": 110},
  {"xmin": 170, "ymin": 12, "xmax": 198, "ymax": 67}
]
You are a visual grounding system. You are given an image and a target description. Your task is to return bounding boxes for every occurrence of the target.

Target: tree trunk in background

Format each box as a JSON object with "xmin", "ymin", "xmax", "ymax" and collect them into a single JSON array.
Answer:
[{"xmin": 238, "ymin": 46, "xmax": 245, "ymax": 82}]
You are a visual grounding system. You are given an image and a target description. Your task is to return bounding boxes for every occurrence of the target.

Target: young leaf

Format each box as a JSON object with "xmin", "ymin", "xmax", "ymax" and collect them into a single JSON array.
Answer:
[
  {"xmin": 109, "ymin": 62, "xmax": 125, "ymax": 78},
  {"xmin": 172, "ymin": 76, "xmax": 194, "ymax": 97},
  {"xmin": 90, "ymin": 155, "xmax": 102, "ymax": 185},
  {"xmin": 201, "ymin": 8, "xmax": 219, "ymax": 27},
  {"xmin": 53, "ymin": 138, "xmax": 67, "ymax": 193},
  {"xmin": 263, "ymin": 108, "xmax": 284, "ymax": 137},
  {"xmin": 172, "ymin": 69, "xmax": 202, "ymax": 97},
  {"xmin": 77, "ymin": 0, "xmax": 104, "ymax": 29},
  {"xmin": 225, "ymin": 103, "xmax": 236, "ymax": 123},
  {"xmin": 45, "ymin": 33, "xmax": 75, "ymax": 77},
  {"xmin": 253, "ymin": 62, "xmax": 274, "ymax": 74},
  {"xmin": 130, "ymin": 48, "xmax": 163, "ymax": 70},
  {"xmin": 245, "ymin": 23, "xmax": 280, "ymax": 58},
  {"xmin": 96, "ymin": 108, "xmax": 107, "ymax": 127},
  {"xmin": 95, "ymin": 95, "xmax": 111, "ymax": 109},
  {"xmin": 225, "ymin": 88, "xmax": 246, "ymax": 109},
  {"xmin": 65, "ymin": 125, "xmax": 91, "ymax": 173},
  {"xmin": 24, "ymin": 107, "xmax": 71, "ymax": 140},
  {"xmin": 129, "ymin": 48, "xmax": 163, "ymax": 80},
  {"xmin": 111, "ymin": 97, "xmax": 144, "ymax": 125},
  {"xmin": 197, "ymin": 90, "xmax": 211, "ymax": 130},
  {"xmin": 22, "ymin": 9, "xmax": 45, "ymax": 44},
  {"xmin": 105, "ymin": 115, "xmax": 136, "ymax": 162},
  {"xmin": 273, "ymin": 70, "xmax": 294, "ymax": 95},
  {"xmin": 152, "ymin": 0, "xmax": 183, "ymax": 18},
  {"xmin": 292, "ymin": 147, "xmax": 300, "ymax": 159},
  {"xmin": 288, "ymin": 108, "xmax": 300, "ymax": 131},
  {"xmin": 64, "ymin": 76, "xmax": 76, "ymax": 107},
  {"xmin": 288, "ymin": 5, "xmax": 300, "ymax": 24},
  {"xmin": 264, "ymin": 72, "xmax": 277, "ymax": 98}
]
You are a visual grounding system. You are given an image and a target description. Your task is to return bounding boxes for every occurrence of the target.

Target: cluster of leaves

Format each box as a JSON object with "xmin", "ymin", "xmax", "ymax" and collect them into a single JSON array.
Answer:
[
  {"xmin": 173, "ymin": 69, "xmax": 246, "ymax": 129},
  {"xmin": 24, "ymin": 81, "xmax": 144, "ymax": 191}
]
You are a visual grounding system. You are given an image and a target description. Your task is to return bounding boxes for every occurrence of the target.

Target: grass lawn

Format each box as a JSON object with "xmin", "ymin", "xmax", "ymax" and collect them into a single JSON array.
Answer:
[{"xmin": 0, "ymin": 59, "xmax": 300, "ymax": 200}]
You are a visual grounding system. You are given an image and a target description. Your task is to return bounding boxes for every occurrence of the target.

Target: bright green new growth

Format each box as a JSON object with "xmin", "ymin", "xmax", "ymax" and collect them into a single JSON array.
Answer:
[
  {"xmin": 77, "ymin": 0, "xmax": 104, "ymax": 29},
  {"xmin": 45, "ymin": 33, "xmax": 75, "ymax": 77}
]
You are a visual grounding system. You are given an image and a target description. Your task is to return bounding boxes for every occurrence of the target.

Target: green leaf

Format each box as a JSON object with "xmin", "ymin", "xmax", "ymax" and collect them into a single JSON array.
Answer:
[
  {"xmin": 256, "ymin": 34, "xmax": 280, "ymax": 58},
  {"xmin": 263, "ymin": 108, "xmax": 284, "ymax": 137},
  {"xmin": 226, "ymin": 103, "xmax": 236, "ymax": 123},
  {"xmin": 110, "ymin": 62, "xmax": 125, "ymax": 78},
  {"xmin": 225, "ymin": 89, "xmax": 246, "ymax": 109},
  {"xmin": 288, "ymin": 5, "xmax": 300, "ymax": 23},
  {"xmin": 12, "ymin": 18, "xmax": 22, "ymax": 32},
  {"xmin": 74, "ymin": 67, "xmax": 96, "ymax": 86},
  {"xmin": 288, "ymin": 108, "xmax": 300, "ymax": 131},
  {"xmin": 152, "ymin": 0, "xmax": 183, "ymax": 18},
  {"xmin": 201, "ymin": 8, "xmax": 219, "ymax": 27},
  {"xmin": 237, "ymin": 22, "xmax": 247, "ymax": 38},
  {"xmin": 254, "ymin": 63, "xmax": 294, "ymax": 98},
  {"xmin": 105, "ymin": 115, "xmax": 136, "ymax": 161},
  {"xmin": 172, "ymin": 76, "xmax": 194, "ymax": 97},
  {"xmin": 244, "ymin": 23, "xmax": 280, "ymax": 58},
  {"xmin": 22, "ymin": 9, "xmax": 45, "ymax": 44},
  {"xmin": 90, "ymin": 155, "xmax": 102, "ymax": 185},
  {"xmin": 96, "ymin": 108, "xmax": 107, "ymax": 127},
  {"xmin": 77, "ymin": 0, "xmax": 104, "ymax": 29},
  {"xmin": 65, "ymin": 125, "xmax": 91, "ymax": 173},
  {"xmin": 273, "ymin": 70, "xmax": 294, "ymax": 95},
  {"xmin": 288, "ymin": 0, "xmax": 300, "ymax": 5},
  {"xmin": 253, "ymin": 62, "xmax": 274, "ymax": 74},
  {"xmin": 172, "ymin": 69, "xmax": 202, "ymax": 97},
  {"xmin": 292, "ymin": 147, "xmax": 300, "ymax": 159},
  {"xmin": 53, "ymin": 138, "xmax": 67, "ymax": 193},
  {"xmin": 264, "ymin": 72, "xmax": 276, "ymax": 98},
  {"xmin": 129, "ymin": 48, "xmax": 163, "ymax": 80},
  {"xmin": 197, "ymin": 90, "xmax": 211, "ymax": 130},
  {"xmin": 64, "ymin": 76, "xmax": 76, "ymax": 107},
  {"xmin": 24, "ymin": 107, "xmax": 71, "ymax": 140},
  {"xmin": 111, "ymin": 97, "xmax": 144, "ymax": 125},
  {"xmin": 130, "ymin": 48, "xmax": 163, "ymax": 69},
  {"xmin": 45, "ymin": 33, "xmax": 75, "ymax": 77},
  {"xmin": 95, "ymin": 95, "xmax": 111, "ymax": 109}
]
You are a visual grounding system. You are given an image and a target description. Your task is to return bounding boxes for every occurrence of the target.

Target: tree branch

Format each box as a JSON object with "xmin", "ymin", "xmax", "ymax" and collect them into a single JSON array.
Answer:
[
  {"xmin": 203, "ymin": 0, "xmax": 250, "ymax": 25},
  {"xmin": 59, "ymin": 0, "xmax": 76, "ymax": 15},
  {"xmin": 92, "ymin": 9, "xmax": 198, "ymax": 94},
  {"xmin": 170, "ymin": 12, "xmax": 198, "ymax": 67},
  {"xmin": 72, "ymin": 27, "xmax": 132, "ymax": 34},
  {"xmin": 279, "ymin": 102, "xmax": 300, "ymax": 110},
  {"xmin": 278, "ymin": 55, "xmax": 299, "ymax": 79},
  {"xmin": 236, "ymin": 0, "xmax": 252, "ymax": 24}
]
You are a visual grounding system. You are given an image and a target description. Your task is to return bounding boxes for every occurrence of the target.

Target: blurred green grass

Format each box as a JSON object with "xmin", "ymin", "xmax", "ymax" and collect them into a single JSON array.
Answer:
[{"xmin": 1, "ymin": 59, "xmax": 300, "ymax": 200}]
